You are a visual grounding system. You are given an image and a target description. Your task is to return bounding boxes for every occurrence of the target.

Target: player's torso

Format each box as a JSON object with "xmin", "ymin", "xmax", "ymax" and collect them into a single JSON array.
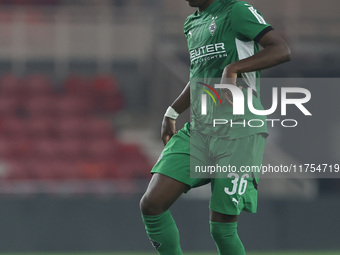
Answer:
[
  {"xmin": 185, "ymin": 1, "xmax": 237, "ymax": 79},
  {"xmin": 185, "ymin": 0, "xmax": 267, "ymax": 138}
]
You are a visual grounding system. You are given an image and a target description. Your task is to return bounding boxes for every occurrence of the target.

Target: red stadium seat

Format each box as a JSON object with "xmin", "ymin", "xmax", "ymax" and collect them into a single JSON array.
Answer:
[
  {"xmin": 114, "ymin": 143, "xmax": 152, "ymax": 178},
  {"xmin": 64, "ymin": 74, "xmax": 93, "ymax": 97},
  {"xmin": 33, "ymin": 138, "xmax": 86, "ymax": 162},
  {"xmin": 0, "ymin": 137, "xmax": 15, "ymax": 159},
  {"xmin": 0, "ymin": 97, "xmax": 21, "ymax": 118},
  {"xmin": 115, "ymin": 161, "xmax": 147, "ymax": 179},
  {"xmin": 33, "ymin": 139, "xmax": 60, "ymax": 160},
  {"xmin": 12, "ymin": 138, "xmax": 34, "ymax": 159},
  {"xmin": 55, "ymin": 117, "xmax": 88, "ymax": 139},
  {"xmin": 55, "ymin": 139, "xmax": 85, "ymax": 161},
  {"xmin": 54, "ymin": 95, "xmax": 93, "ymax": 117},
  {"xmin": 26, "ymin": 117, "xmax": 56, "ymax": 139},
  {"xmin": 0, "ymin": 72, "xmax": 150, "ymax": 182},
  {"xmin": 92, "ymin": 75, "xmax": 120, "ymax": 95},
  {"xmin": 101, "ymin": 161, "xmax": 119, "ymax": 179},
  {"xmin": 78, "ymin": 162, "xmax": 109, "ymax": 179},
  {"xmin": 91, "ymin": 75, "xmax": 124, "ymax": 112},
  {"xmin": 25, "ymin": 160, "xmax": 55, "ymax": 179},
  {"xmin": 51, "ymin": 160, "xmax": 80, "ymax": 179},
  {"xmin": 0, "ymin": 136, "xmax": 34, "ymax": 160},
  {"xmin": 24, "ymin": 74, "xmax": 54, "ymax": 96},
  {"xmin": 117, "ymin": 143, "xmax": 147, "ymax": 161},
  {"xmin": 84, "ymin": 118, "xmax": 115, "ymax": 139},
  {"xmin": 0, "ymin": 74, "xmax": 24, "ymax": 96},
  {"xmin": 24, "ymin": 96, "xmax": 56, "ymax": 117},
  {"xmin": 99, "ymin": 94, "xmax": 124, "ymax": 112},
  {"xmin": 25, "ymin": 159, "xmax": 76, "ymax": 180},
  {"xmin": 0, "ymin": 117, "xmax": 28, "ymax": 139},
  {"xmin": 29, "ymin": 160, "xmax": 79, "ymax": 180},
  {"xmin": 3, "ymin": 160, "xmax": 31, "ymax": 180},
  {"xmin": 83, "ymin": 138, "xmax": 118, "ymax": 161}
]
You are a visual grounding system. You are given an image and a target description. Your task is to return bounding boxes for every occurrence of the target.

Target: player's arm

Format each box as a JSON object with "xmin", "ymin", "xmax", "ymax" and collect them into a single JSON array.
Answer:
[
  {"xmin": 161, "ymin": 81, "xmax": 190, "ymax": 145},
  {"xmin": 222, "ymin": 1, "xmax": 292, "ymax": 92},
  {"xmin": 223, "ymin": 30, "xmax": 291, "ymax": 83}
]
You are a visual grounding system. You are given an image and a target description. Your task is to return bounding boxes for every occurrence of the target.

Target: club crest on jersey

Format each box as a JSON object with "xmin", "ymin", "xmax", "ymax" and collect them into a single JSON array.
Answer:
[{"xmin": 209, "ymin": 17, "xmax": 217, "ymax": 36}]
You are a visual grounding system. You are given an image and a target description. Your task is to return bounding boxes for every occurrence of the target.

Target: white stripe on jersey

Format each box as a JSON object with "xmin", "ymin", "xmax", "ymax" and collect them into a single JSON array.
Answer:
[
  {"xmin": 235, "ymin": 38, "xmax": 257, "ymax": 91},
  {"xmin": 248, "ymin": 6, "xmax": 266, "ymax": 25}
]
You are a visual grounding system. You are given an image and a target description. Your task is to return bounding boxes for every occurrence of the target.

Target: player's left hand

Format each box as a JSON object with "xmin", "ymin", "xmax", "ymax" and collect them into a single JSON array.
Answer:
[
  {"xmin": 161, "ymin": 116, "xmax": 177, "ymax": 146},
  {"xmin": 220, "ymin": 65, "xmax": 243, "ymax": 106}
]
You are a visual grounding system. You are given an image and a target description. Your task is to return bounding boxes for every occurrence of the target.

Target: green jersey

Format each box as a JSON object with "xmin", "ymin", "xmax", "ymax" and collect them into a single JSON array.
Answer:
[{"xmin": 184, "ymin": 0, "xmax": 273, "ymax": 138}]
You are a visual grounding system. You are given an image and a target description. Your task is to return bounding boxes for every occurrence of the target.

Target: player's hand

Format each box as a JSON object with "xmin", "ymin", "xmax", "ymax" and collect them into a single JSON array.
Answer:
[
  {"xmin": 220, "ymin": 65, "xmax": 242, "ymax": 106},
  {"xmin": 161, "ymin": 116, "xmax": 177, "ymax": 146}
]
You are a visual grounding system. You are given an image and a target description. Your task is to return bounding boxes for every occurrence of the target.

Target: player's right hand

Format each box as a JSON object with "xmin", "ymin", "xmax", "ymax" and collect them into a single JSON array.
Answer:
[{"xmin": 161, "ymin": 117, "xmax": 177, "ymax": 146}]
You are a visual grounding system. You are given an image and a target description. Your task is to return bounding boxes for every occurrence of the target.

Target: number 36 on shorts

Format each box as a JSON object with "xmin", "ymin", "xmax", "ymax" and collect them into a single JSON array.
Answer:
[{"xmin": 224, "ymin": 173, "xmax": 250, "ymax": 195}]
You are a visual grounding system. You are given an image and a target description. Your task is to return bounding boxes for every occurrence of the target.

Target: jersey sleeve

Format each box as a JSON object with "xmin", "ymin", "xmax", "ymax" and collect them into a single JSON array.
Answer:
[{"xmin": 231, "ymin": 1, "xmax": 273, "ymax": 42}]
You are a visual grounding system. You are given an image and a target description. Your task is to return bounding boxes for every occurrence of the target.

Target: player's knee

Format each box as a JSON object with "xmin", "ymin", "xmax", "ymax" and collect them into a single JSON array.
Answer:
[
  {"xmin": 210, "ymin": 221, "xmax": 245, "ymax": 254},
  {"xmin": 210, "ymin": 221, "xmax": 238, "ymax": 242},
  {"xmin": 140, "ymin": 194, "xmax": 166, "ymax": 215}
]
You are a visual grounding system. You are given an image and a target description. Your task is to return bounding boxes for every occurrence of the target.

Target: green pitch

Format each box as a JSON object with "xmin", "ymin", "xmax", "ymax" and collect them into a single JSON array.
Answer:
[
  {"xmin": 107, "ymin": 253, "xmax": 338, "ymax": 255},
  {"xmin": 0, "ymin": 252, "xmax": 339, "ymax": 255}
]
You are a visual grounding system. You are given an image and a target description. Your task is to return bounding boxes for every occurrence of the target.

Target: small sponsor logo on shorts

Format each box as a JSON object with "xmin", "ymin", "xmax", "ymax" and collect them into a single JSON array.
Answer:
[{"xmin": 232, "ymin": 198, "xmax": 239, "ymax": 206}]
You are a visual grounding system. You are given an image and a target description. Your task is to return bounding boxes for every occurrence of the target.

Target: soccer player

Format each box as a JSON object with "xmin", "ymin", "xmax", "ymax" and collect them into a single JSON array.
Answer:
[{"xmin": 140, "ymin": 0, "xmax": 291, "ymax": 254}]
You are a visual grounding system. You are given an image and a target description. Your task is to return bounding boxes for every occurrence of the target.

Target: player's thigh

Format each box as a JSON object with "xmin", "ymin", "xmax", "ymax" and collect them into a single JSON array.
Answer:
[
  {"xmin": 141, "ymin": 124, "xmax": 191, "ymax": 215},
  {"xmin": 140, "ymin": 173, "xmax": 189, "ymax": 215},
  {"xmin": 151, "ymin": 123, "xmax": 210, "ymax": 190}
]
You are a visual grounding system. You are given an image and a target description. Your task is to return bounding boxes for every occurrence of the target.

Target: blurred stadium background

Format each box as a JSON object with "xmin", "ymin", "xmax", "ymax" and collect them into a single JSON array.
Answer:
[{"xmin": 0, "ymin": 0, "xmax": 339, "ymax": 254}]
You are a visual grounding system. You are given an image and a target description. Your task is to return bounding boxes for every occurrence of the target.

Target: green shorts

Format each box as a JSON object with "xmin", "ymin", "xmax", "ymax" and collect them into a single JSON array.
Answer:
[{"xmin": 151, "ymin": 122, "xmax": 266, "ymax": 215}]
